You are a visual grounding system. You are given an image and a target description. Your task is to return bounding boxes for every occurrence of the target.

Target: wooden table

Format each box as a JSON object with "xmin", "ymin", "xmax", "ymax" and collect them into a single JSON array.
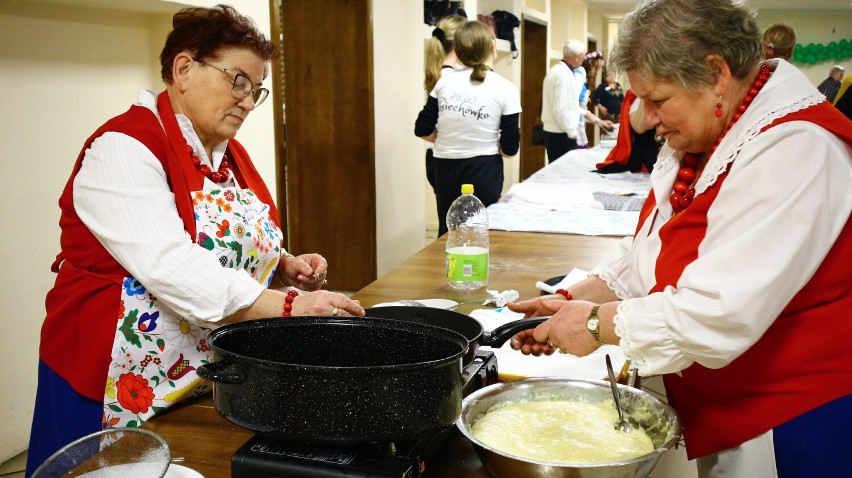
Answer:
[
  {"xmin": 354, "ymin": 231, "xmax": 622, "ymax": 311},
  {"xmin": 144, "ymin": 231, "xmax": 623, "ymax": 477}
]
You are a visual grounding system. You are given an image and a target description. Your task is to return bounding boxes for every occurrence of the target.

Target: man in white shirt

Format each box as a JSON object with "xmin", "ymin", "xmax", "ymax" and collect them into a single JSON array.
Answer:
[{"xmin": 541, "ymin": 40, "xmax": 613, "ymax": 162}]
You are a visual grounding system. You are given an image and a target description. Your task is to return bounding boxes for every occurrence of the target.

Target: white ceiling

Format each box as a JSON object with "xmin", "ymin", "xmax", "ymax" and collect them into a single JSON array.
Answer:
[
  {"xmin": 586, "ymin": 0, "xmax": 852, "ymax": 18},
  {"xmin": 29, "ymin": 0, "xmax": 190, "ymax": 14}
]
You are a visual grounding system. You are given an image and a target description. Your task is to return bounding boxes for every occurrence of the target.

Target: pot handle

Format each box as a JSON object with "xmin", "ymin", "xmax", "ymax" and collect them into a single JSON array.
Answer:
[
  {"xmin": 196, "ymin": 360, "xmax": 246, "ymax": 385},
  {"xmin": 481, "ymin": 316, "xmax": 550, "ymax": 348}
]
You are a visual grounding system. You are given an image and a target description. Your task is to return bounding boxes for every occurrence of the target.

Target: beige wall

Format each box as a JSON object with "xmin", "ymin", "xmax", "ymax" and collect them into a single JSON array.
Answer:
[
  {"xmin": 755, "ymin": 10, "xmax": 852, "ymax": 86},
  {"xmin": 0, "ymin": 1, "xmax": 170, "ymax": 461},
  {"xmin": 373, "ymin": 1, "xmax": 431, "ymax": 274}
]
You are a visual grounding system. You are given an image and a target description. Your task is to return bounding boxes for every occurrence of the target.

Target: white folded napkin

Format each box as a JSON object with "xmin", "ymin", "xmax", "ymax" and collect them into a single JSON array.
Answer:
[
  {"xmin": 536, "ymin": 268, "xmax": 589, "ymax": 294},
  {"xmin": 483, "ymin": 289, "xmax": 519, "ymax": 307},
  {"xmin": 503, "ymin": 182, "xmax": 605, "ymax": 211}
]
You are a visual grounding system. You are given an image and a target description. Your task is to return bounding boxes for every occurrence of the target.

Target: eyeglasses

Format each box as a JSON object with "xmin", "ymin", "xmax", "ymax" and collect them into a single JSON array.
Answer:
[{"xmin": 193, "ymin": 57, "xmax": 269, "ymax": 107}]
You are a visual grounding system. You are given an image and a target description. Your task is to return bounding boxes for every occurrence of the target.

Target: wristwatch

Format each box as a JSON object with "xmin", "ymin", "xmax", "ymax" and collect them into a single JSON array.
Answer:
[{"xmin": 586, "ymin": 304, "xmax": 606, "ymax": 345}]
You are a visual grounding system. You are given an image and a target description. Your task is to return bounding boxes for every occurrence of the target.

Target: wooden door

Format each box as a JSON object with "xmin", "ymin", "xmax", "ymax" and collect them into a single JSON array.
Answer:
[
  {"xmin": 278, "ymin": 0, "xmax": 377, "ymax": 291},
  {"xmin": 519, "ymin": 17, "xmax": 547, "ymax": 181}
]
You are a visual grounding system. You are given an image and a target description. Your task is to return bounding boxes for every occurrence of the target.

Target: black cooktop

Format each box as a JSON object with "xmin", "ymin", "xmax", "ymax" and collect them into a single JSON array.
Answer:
[{"xmin": 231, "ymin": 350, "xmax": 497, "ymax": 478}]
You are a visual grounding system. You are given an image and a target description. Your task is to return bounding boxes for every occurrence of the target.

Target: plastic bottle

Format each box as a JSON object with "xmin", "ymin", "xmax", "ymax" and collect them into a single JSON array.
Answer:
[{"xmin": 445, "ymin": 184, "xmax": 490, "ymax": 290}]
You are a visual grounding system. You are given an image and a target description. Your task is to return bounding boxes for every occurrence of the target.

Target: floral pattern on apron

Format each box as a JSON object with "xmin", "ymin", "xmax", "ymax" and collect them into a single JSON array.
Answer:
[{"xmin": 102, "ymin": 186, "xmax": 283, "ymax": 428}]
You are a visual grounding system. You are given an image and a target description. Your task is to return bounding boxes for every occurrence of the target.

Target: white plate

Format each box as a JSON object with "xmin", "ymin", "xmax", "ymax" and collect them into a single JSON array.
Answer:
[
  {"xmin": 164, "ymin": 464, "xmax": 204, "ymax": 478},
  {"xmin": 371, "ymin": 298, "xmax": 459, "ymax": 309},
  {"xmin": 75, "ymin": 464, "xmax": 170, "ymax": 478}
]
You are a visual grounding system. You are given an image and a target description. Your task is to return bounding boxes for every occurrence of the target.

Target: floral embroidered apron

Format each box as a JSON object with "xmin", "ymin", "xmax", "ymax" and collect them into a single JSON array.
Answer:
[{"xmin": 102, "ymin": 185, "xmax": 283, "ymax": 428}]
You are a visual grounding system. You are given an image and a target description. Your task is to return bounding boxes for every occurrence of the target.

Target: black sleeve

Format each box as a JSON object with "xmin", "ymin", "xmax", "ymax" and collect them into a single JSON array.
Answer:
[
  {"xmin": 499, "ymin": 112, "xmax": 520, "ymax": 156},
  {"xmin": 414, "ymin": 96, "xmax": 439, "ymax": 137},
  {"xmin": 836, "ymin": 89, "xmax": 852, "ymax": 120},
  {"xmin": 590, "ymin": 84, "xmax": 604, "ymax": 105}
]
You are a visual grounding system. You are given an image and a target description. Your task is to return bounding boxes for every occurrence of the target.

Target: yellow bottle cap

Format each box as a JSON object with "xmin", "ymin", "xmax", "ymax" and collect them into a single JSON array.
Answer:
[{"xmin": 461, "ymin": 184, "xmax": 474, "ymax": 194}]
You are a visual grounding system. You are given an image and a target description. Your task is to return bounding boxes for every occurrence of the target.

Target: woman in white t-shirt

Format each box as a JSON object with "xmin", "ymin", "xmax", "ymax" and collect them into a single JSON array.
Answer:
[
  {"xmin": 415, "ymin": 20, "xmax": 521, "ymax": 236},
  {"xmin": 423, "ymin": 14, "xmax": 467, "ymax": 194}
]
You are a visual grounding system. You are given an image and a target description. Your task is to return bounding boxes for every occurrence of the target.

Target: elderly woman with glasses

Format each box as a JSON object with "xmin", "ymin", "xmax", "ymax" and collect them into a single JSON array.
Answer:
[{"xmin": 26, "ymin": 5, "xmax": 363, "ymax": 474}]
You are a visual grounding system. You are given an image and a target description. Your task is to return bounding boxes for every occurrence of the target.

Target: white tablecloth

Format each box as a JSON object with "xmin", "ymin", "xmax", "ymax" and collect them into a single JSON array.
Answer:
[{"xmin": 488, "ymin": 147, "xmax": 651, "ymax": 236}]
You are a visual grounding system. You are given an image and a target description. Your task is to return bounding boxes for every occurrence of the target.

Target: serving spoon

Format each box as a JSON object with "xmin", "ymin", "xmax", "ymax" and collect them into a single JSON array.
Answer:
[{"xmin": 606, "ymin": 354, "xmax": 634, "ymax": 433}]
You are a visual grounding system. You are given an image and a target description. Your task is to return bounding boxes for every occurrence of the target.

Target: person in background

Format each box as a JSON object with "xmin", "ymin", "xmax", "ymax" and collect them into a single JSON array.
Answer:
[
  {"xmin": 591, "ymin": 69, "xmax": 625, "ymax": 122},
  {"xmin": 414, "ymin": 21, "xmax": 521, "ymax": 236},
  {"xmin": 834, "ymin": 74, "xmax": 852, "ymax": 119},
  {"xmin": 817, "ymin": 65, "xmax": 845, "ymax": 102},
  {"xmin": 541, "ymin": 40, "xmax": 613, "ymax": 162},
  {"xmin": 26, "ymin": 5, "xmax": 364, "ymax": 475},
  {"xmin": 509, "ymin": 0, "xmax": 852, "ymax": 477},
  {"xmin": 595, "ymin": 90, "xmax": 662, "ymax": 174},
  {"xmin": 574, "ymin": 63, "xmax": 591, "ymax": 148},
  {"xmin": 423, "ymin": 14, "xmax": 467, "ymax": 195},
  {"xmin": 761, "ymin": 22, "xmax": 796, "ymax": 61}
]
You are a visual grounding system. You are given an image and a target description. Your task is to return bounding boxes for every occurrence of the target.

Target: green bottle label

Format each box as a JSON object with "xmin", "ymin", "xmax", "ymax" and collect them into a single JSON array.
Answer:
[{"xmin": 446, "ymin": 246, "xmax": 489, "ymax": 282}]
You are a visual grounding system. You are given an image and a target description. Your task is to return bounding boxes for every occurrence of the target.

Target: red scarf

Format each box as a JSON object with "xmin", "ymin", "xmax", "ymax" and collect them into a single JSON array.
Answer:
[{"xmin": 596, "ymin": 89, "xmax": 637, "ymax": 170}]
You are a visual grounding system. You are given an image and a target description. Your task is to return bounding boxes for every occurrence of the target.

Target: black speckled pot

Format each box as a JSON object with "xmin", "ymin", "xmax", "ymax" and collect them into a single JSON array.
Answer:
[
  {"xmin": 197, "ymin": 316, "xmax": 469, "ymax": 442},
  {"xmin": 364, "ymin": 306, "xmax": 550, "ymax": 366}
]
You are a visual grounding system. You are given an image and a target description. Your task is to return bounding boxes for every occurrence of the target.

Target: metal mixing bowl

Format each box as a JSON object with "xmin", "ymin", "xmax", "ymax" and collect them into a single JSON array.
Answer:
[{"xmin": 456, "ymin": 377, "xmax": 681, "ymax": 478}]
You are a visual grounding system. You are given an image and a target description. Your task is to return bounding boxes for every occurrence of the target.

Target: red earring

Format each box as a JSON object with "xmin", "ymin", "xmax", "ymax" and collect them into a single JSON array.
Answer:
[{"xmin": 715, "ymin": 96, "xmax": 723, "ymax": 118}]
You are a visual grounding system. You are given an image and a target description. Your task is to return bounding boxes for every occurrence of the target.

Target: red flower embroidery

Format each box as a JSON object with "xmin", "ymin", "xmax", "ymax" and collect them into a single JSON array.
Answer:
[
  {"xmin": 116, "ymin": 372, "xmax": 154, "ymax": 414},
  {"xmin": 216, "ymin": 219, "xmax": 230, "ymax": 238}
]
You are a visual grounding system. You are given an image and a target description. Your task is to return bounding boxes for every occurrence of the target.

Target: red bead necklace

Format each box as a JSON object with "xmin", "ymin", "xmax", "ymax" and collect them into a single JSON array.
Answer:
[
  {"xmin": 669, "ymin": 63, "xmax": 771, "ymax": 214},
  {"xmin": 186, "ymin": 144, "xmax": 231, "ymax": 183}
]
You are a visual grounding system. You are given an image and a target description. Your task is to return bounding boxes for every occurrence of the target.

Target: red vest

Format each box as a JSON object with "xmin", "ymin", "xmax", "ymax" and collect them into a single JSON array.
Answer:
[
  {"xmin": 635, "ymin": 101, "xmax": 852, "ymax": 458},
  {"xmin": 41, "ymin": 92, "xmax": 279, "ymax": 401}
]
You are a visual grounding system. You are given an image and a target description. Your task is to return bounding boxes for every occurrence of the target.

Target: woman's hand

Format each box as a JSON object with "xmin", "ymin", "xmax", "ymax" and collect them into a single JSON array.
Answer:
[
  {"xmin": 293, "ymin": 290, "xmax": 365, "ymax": 317},
  {"xmin": 506, "ymin": 294, "xmax": 565, "ymax": 318},
  {"xmin": 505, "ymin": 295, "xmax": 565, "ymax": 356},
  {"xmin": 280, "ymin": 253, "xmax": 328, "ymax": 291},
  {"xmin": 510, "ymin": 300, "xmax": 600, "ymax": 357},
  {"xmin": 595, "ymin": 117, "xmax": 615, "ymax": 133}
]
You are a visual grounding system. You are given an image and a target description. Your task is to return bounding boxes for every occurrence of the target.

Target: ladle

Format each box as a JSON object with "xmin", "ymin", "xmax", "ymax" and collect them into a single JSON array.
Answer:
[{"xmin": 605, "ymin": 353, "xmax": 634, "ymax": 433}]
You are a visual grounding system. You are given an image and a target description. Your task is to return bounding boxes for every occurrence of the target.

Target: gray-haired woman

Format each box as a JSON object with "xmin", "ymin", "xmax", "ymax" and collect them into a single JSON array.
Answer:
[{"xmin": 508, "ymin": 1, "xmax": 852, "ymax": 476}]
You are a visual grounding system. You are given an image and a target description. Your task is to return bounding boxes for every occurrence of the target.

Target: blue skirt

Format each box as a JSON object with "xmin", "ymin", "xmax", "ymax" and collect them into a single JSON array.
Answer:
[
  {"xmin": 26, "ymin": 360, "xmax": 103, "ymax": 477},
  {"xmin": 773, "ymin": 393, "xmax": 852, "ymax": 478}
]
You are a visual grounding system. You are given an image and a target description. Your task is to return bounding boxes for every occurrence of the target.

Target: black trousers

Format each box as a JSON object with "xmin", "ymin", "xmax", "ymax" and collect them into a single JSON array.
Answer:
[
  {"xmin": 543, "ymin": 131, "xmax": 578, "ymax": 163},
  {"xmin": 425, "ymin": 148, "xmax": 437, "ymax": 193},
  {"xmin": 433, "ymin": 154, "xmax": 504, "ymax": 236}
]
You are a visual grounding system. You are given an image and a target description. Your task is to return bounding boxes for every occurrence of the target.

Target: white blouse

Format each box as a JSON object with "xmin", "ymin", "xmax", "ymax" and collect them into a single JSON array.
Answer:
[
  {"xmin": 72, "ymin": 90, "xmax": 265, "ymax": 325},
  {"xmin": 596, "ymin": 60, "xmax": 852, "ymax": 377}
]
